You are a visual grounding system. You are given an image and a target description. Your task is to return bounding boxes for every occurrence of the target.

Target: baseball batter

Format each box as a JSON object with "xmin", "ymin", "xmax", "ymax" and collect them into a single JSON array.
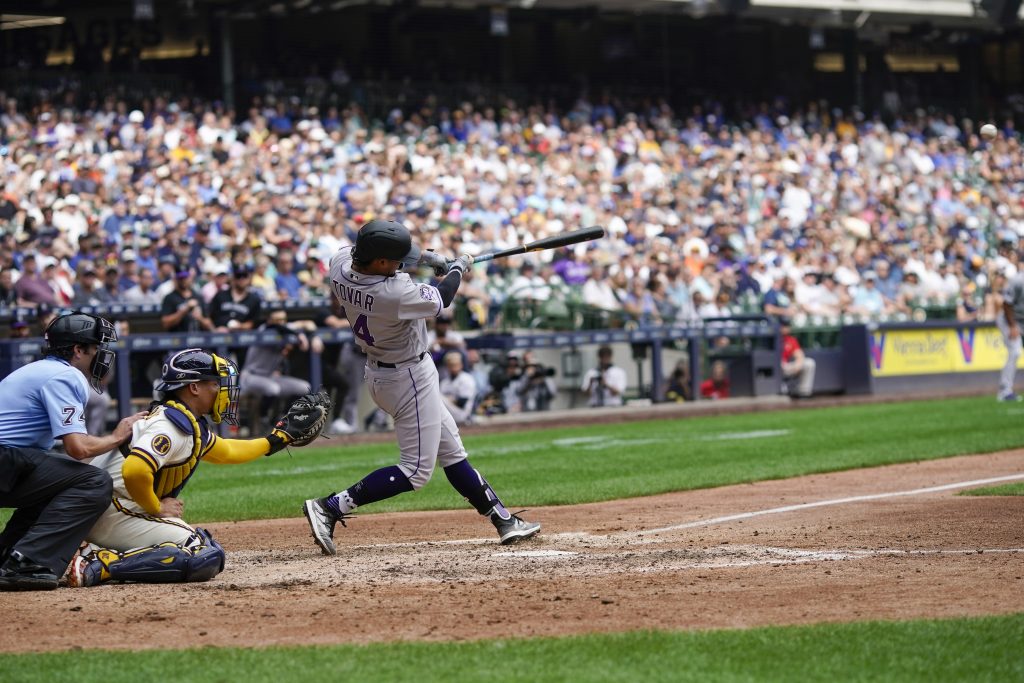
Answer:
[
  {"xmin": 303, "ymin": 220, "xmax": 540, "ymax": 553},
  {"xmin": 68, "ymin": 348, "xmax": 330, "ymax": 586}
]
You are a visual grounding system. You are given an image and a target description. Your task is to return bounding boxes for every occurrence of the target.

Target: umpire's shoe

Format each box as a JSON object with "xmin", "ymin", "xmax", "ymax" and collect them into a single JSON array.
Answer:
[
  {"xmin": 0, "ymin": 551, "xmax": 58, "ymax": 591},
  {"xmin": 490, "ymin": 510, "xmax": 541, "ymax": 545},
  {"xmin": 303, "ymin": 496, "xmax": 348, "ymax": 556}
]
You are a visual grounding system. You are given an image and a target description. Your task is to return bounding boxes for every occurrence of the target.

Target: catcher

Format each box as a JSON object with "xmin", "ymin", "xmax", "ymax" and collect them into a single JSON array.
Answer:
[{"xmin": 67, "ymin": 348, "xmax": 330, "ymax": 587}]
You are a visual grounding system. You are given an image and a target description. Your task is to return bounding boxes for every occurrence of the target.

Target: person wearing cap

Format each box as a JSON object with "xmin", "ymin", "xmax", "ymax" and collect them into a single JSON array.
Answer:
[
  {"xmin": 427, "ymin": 314, "xmax": 466, "ymax": 367},
  {"xmin": 997, "ymin": 268, "xmax": 1024, "ymax": 402},
  {"xmin": 209, "ymin": 264, "xmax": 262, "ymax": 332},
  {"xmin": 779, "ymin": 317, "xmax": 816, "ymax": 399},
  {"xmin": 160, "ymin": 265, "xmax": 214, "ymax": 333},
  {"xmin": 71, "ymin": 266, "xmax": 105, "ymax": 306},
  {"xmin": 0, "ymin": 313, "xmax": 146, "ymax": 590},
  {"xmin": 580, "ymin": 346, "xmax": 628, "ymax": 408}
]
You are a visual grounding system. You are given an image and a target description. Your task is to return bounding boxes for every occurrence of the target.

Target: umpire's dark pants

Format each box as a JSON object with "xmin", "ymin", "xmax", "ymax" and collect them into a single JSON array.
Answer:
[{"xmin": 0, "ymin": 446, "xmax": 112, "ymax": 576}]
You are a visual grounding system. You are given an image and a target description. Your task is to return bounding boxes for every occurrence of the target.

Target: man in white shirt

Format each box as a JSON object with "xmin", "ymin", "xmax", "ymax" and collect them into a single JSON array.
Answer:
[
  {"xmin": 582, "ymin": 263, "xmax": 619, "ymax": 311},
  {"xmin": 580, "ymin": 346, "xmax": 628, "ymax": 407},
  {"xmin": 439, "ymin": 352, "xmax": 477, "ymax": 425}
]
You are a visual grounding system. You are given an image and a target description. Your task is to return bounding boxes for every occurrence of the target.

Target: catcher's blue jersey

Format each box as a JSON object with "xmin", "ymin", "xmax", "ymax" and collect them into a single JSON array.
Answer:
[{"xmin": 0, "ymin": 357, "xmax": 90, "ymax": 450}]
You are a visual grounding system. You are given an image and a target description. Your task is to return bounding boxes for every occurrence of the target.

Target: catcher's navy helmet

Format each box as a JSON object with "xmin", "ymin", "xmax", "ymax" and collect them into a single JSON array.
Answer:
[
  {"xmin": 44, "ymin": 311, "xmax": 117, "ymax": 393},
  {"xmin": 157, "ymin": 348, "xmax": 240, "ymax": 425},
  {"xmin": 351, "ymin": 219, "xmax": 421, "ymax": 267}
]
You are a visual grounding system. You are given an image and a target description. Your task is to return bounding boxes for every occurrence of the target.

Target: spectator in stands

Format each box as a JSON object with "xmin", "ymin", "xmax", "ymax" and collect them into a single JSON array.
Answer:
[
  {"xmin": 509, "ymin": 262, "xmax": 551, "ymax": 301},
  {"xmin": 14, "ymin": 254, "xmax": 56, "ymax": 307},
  {"xmin": 581, "ymin": 346, "xmax": 627, "ymax": 408},
  {"xmin": 200, "ymin": 264, "xmax": 230, "ymax": 303},
  {"xmin": 160, "ymin": 266, "xmax": 214, "ymax": 333},
  {"xmin": 850, "ymin": 271, "xmax": 886, "ymax": 317},
  {"xmin": 700, "ymin": 360, "xmax": 731, "ymax": 400},
  {"xmin": 439, "ymin": 352, "xmax": 477, "ymax": 425},
  {"xmin": 121, "ymin": 268, "xmax": 161, "ymax": 305},
  {"xmin": 582, "ymin": 263, "xmax": 619, "ymax": 313},
  {"xmin": 71, "ymin": 266, "xmax": 102, "ymax": 306},
  {"xmin": 0, "ymin": 269, "xmax": 16, "ymax": 306},
  {"xmin": 428, "ymin": 314, "xmax": 466, "ymax": 368},
  {"xmin": 274, "ymin": 250, "xmax": 302, "ymax": 300},
  {"xmin": 210, "ymin": 264, "xmax": 262, "ymax": 331},
  {"xmin": 762, "ymin": 275, "xmax": 797, "ymax": 321},
  {"xmin": 779, "ymin": 318, "xmax": 816, "ymax": 399},
  {"xmin": 97, "ymin": 266, "xmax": 122, "ymax": 304}
]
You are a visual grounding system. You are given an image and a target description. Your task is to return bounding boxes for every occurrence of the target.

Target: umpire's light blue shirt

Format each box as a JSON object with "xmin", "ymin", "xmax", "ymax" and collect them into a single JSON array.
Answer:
[{"xmin": 0, "ymin": 357, "xmax": 90, "ymax": 450}]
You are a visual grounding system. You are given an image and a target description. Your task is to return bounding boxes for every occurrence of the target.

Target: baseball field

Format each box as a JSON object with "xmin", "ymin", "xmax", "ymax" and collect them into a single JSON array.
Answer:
[{"xmin": 2, "ymin": 395, "xmax": 1022, "ymax": 681}]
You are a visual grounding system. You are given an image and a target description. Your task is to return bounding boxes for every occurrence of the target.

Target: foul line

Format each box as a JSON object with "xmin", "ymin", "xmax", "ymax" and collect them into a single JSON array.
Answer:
[{"xmin": 640, "ymin": 473, "xmax": 1024, "ymax": 536}]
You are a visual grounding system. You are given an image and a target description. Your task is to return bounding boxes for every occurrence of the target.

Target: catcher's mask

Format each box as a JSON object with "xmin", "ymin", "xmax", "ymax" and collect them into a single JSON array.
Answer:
[
  {"xmin": 43, "ymin": 311, "xmax": 117, "ymax": 393},
  {"xmin": 157, "ymin": 348, "xmax": 240, "ymax": 425}
]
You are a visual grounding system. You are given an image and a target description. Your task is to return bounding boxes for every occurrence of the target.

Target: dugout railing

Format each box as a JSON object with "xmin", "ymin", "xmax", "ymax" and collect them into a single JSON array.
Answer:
[{"xmin": 0, "ymin": 318, "xmax": 788, "ymax": 421}]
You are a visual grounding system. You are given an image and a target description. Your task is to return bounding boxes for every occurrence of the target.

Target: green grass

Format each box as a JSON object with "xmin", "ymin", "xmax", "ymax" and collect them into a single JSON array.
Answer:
[
  {"xmin": 2, "ymin": 613, "xmax": 1022, "ymax": 683},
  {"xmin": 3, "ymin": 395, "xmax": 1023, "ymax": 526},
  {"xmin": 177, "ymin": 395, "xmax": 1024, "ymax": 521},
  {"xmin": 962, "ymin": 482, "xmax": 1024, "ymax": 496}
]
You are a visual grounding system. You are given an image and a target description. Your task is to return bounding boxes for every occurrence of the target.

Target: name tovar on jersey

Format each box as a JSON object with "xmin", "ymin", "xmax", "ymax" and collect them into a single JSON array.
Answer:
[{"xmin": 329, "ymin": 247, "xmax": 442, "ymax": 364}]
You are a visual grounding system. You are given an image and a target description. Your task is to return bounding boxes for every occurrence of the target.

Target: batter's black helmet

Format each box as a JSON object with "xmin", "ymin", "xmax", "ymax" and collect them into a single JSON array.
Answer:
[
  {"xmin": 156, "ymin": 348, "xmax": 240, "ymax": 425},
  {"xmin": 44, "ymin": 312, "xmax": 117, "ymax": 393},
  {"xmin": 351, "ymin": 220, "xmax": 421, "ymax": 266}
]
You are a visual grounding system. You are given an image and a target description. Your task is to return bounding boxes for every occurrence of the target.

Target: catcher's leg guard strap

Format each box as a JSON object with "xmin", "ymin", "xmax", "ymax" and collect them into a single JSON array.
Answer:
[
  {"xmin": 443, "ymin": 460, "xmax": 509, "ymax": 518},
  {"xmin": 100, "ymin": 529, "xmax": 225, "ymax": 584}
]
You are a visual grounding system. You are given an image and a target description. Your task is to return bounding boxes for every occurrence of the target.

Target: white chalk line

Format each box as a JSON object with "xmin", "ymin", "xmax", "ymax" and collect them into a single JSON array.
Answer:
[{"xmin": 638, "ymin": 472, "xmax": 1024, "ymax": 536}]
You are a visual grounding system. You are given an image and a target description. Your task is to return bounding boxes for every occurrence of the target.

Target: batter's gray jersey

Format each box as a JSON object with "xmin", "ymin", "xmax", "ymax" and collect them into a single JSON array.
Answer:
[
  {"xmin": 1003, "ymin": 273, "xmax": 1024, "ymax": 322},
  {"xmin": 329, "ymin": 247, "xmax": 443, "ymax": 363}
]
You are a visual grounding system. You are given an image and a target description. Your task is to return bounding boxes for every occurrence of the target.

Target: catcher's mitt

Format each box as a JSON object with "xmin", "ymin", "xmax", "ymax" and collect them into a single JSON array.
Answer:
[{"xmin": 267, "ymin": 389, "xmax": 331, "ymax": 453}]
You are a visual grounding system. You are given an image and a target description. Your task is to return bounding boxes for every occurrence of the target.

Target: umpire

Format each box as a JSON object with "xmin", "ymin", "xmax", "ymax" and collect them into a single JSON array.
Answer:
[{"xmin": 0, "ymin": 312, "xmax": 145, "ymax": 590}]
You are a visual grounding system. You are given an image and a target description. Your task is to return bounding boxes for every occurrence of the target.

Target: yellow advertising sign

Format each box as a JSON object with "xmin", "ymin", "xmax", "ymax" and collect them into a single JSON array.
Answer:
[{"xmin": 870, "ymin": 327, "xmax": 1024, "ymax": 376}]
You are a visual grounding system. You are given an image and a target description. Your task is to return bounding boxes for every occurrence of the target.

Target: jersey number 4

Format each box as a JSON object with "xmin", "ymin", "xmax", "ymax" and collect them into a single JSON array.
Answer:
[{"xmin": 352, "ymin": 314, "xmax": 375, "ymax": 347}]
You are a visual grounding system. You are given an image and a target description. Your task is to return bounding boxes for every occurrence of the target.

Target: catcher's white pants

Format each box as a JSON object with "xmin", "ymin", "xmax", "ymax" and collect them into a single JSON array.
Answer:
[
  {"xmin": 366, "ymin": 354, "xmax": 468, "ymax": 490},
  {"xmin": 86, "ymin": 497, "xmax": 195, "ymax": 552},
  {"xmin": 997, "ymin": 316, "xmax": 1022, "ymax": 396}
]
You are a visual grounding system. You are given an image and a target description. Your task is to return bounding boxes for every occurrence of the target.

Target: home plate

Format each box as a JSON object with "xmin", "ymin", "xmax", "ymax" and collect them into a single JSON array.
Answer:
[{"xmin": 492, "ymin": 550, "xmax": 578, "ymax": 558}]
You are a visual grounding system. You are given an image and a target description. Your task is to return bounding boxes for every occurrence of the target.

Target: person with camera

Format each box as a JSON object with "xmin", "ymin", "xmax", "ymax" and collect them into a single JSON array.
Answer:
[
  {"xmin": 517, "ymin": 350, "xmax": 558, "ymax": 412},
  {"xmin": 484, "ymin": 352, "xmax": 524, "ymax": 414},
  {"xmin": 160, "ymin": 264, "xmax": 214, "ymax": 334},
  {"xmin": 580, "ymin": 345, "xmax": 627, "ymax": 408}
]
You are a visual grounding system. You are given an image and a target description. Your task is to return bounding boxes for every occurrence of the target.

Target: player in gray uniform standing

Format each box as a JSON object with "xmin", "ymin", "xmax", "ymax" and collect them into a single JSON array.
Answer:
[
  {"xmin": 998, "ymin": 270, "xmax": 1024, "ymax": 401},
  {"xmin": 303, "ymin": 220, "xmax": 540, "ymax": 553}
]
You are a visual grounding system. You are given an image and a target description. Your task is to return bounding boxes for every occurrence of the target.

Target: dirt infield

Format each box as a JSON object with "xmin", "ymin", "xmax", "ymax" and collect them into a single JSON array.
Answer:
[{"xmin": 2, "ymin": 448, "xmax": 1022, "ymax": 654}]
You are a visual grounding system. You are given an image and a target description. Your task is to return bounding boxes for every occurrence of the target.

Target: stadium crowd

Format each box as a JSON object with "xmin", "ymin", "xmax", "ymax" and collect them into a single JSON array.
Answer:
[{"xmin": 0, "ymin": 88, "xmax": 1022, "ymax": 337}]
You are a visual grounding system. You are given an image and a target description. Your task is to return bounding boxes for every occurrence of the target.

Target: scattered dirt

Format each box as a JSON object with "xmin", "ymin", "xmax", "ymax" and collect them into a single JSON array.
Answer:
[{"xmin": 2, "ymin": 449, "xmax": 1022, "ymax": 653}]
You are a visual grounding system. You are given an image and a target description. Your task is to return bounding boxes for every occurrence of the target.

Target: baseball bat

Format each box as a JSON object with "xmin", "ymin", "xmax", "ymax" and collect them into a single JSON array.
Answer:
[{"xmin": 473, "ymin": 226, "xmax": 606, "ymax": 264}]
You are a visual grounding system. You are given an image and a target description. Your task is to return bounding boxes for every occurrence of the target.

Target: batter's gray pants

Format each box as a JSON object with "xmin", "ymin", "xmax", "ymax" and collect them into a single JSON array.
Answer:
[
  {"xmin": 997, "ymin": 316, "xmax": 1022, "ymax": 396},
  {"xmin": 0, "ymin": 447, "xmax": 112, "ymax": 576}
]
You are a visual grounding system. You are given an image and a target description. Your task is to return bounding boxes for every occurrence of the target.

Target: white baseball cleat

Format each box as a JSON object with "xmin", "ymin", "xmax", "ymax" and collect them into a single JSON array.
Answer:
[
  {"xmin": 303, "ymin": 497, "xmax": 344, "ymax": 556},
  {"xmin": 329, "ymin": 418, "xmax": 356, "ymax": 435},
  {"xmin": 490, "ymin": 511, "xmax": 541, "ymax": 545}
]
